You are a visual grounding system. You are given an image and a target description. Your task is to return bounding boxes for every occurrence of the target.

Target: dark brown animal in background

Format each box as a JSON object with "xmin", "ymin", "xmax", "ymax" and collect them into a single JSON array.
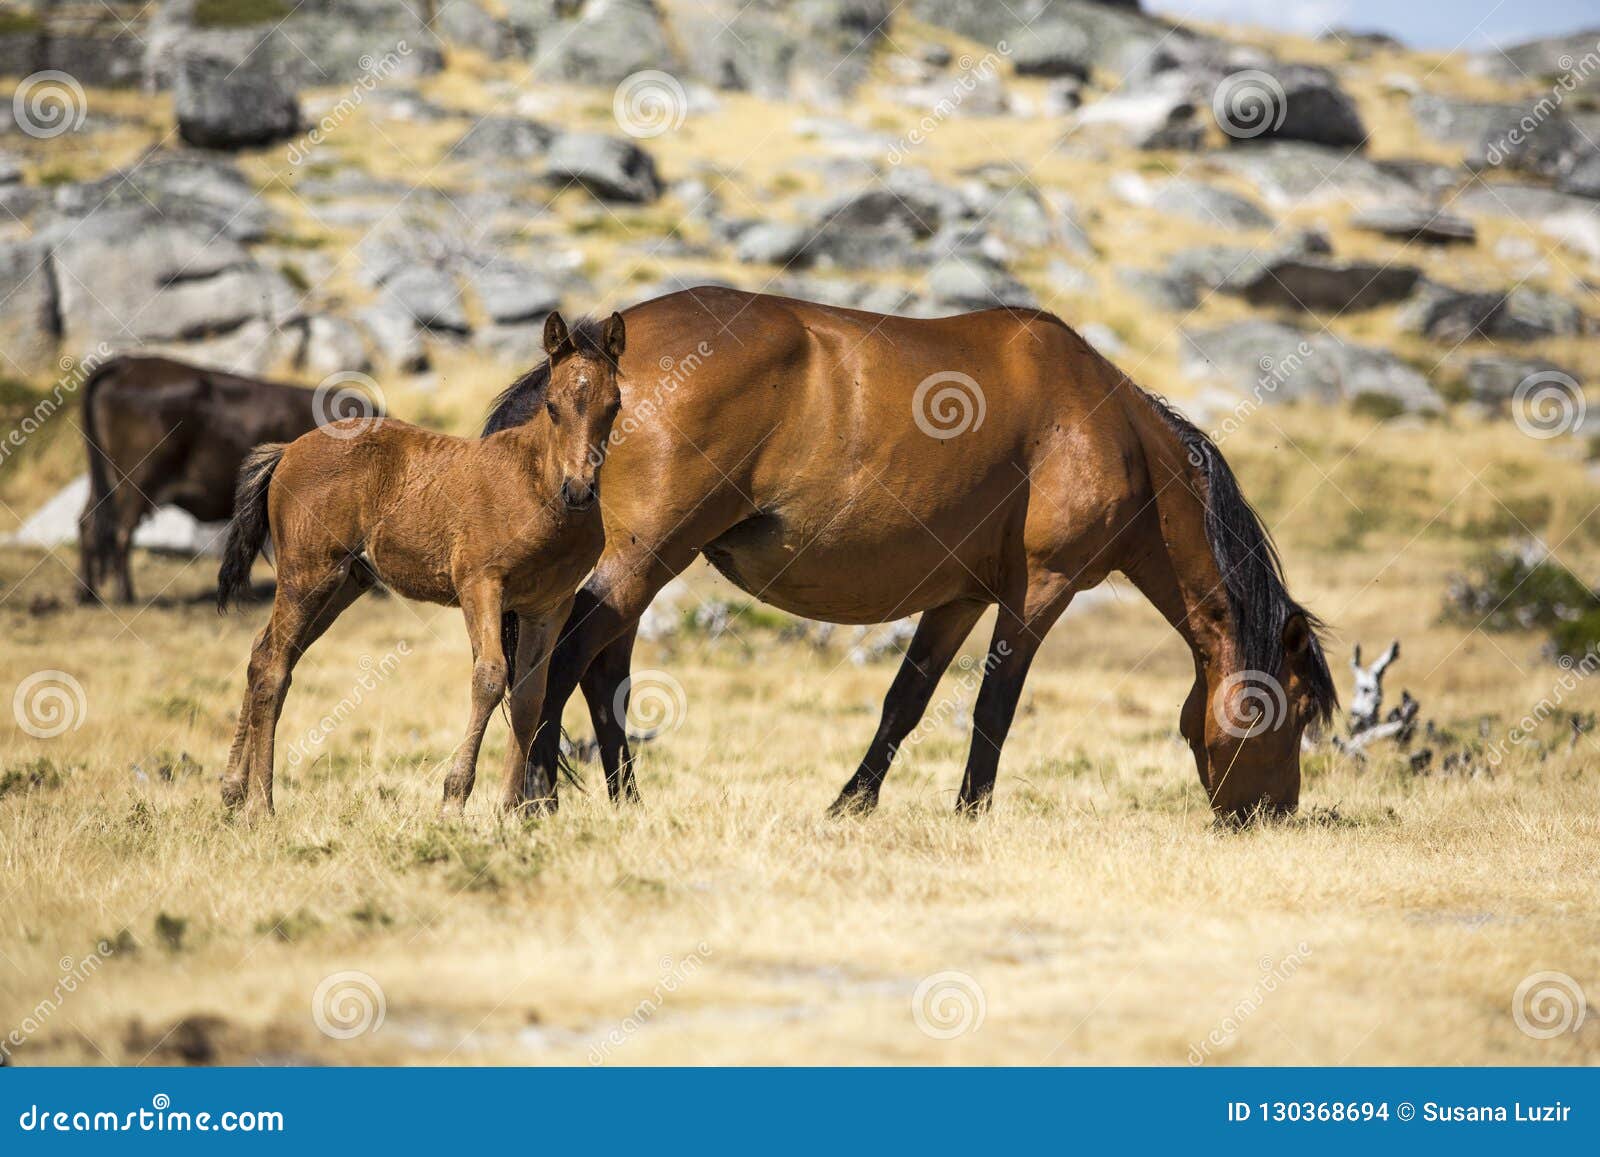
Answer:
[
  {"xmin": 78, "ymin": 355, "xmax": 328, "ymax": 605},
  {"xmin": 215, "ymin": 312, "xmax": 625, "ymax": 818},
  {"xmin": 483, "ymin": 288, "xmax": 1338, "ymax": 822}
]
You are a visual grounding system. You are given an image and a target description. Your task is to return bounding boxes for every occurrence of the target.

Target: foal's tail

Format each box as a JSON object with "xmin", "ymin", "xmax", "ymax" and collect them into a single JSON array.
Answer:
[{"xmin": 217, "ymin": 443, "xmax": 286, "ymax": 613}]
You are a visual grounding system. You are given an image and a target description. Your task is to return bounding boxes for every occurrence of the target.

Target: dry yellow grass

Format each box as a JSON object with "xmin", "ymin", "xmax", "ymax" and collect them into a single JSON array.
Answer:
[
  {"xmin": 2, "ymin": 401, "xmax": 1598, "ymax": 1066},
  {"xmin": 2, "ymin": 12, "xmax": 1598, "ymax": 1069}
]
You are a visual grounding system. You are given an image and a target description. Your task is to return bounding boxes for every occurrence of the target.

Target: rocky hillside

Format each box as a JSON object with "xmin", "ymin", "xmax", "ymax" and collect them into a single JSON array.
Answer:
[{"xmin": 0, "ymin": 0, "xmax": 1596, "ymax": 436}]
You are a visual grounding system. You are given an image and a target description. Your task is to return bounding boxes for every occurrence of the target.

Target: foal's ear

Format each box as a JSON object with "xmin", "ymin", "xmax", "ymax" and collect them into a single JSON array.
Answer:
[
  {"xmin": 543, "ymin": 311, "xmax": 570, "ymax": 359},
  {"xmin": 602, "ymin": 312, "xmax": 626, "ymax": 361}
]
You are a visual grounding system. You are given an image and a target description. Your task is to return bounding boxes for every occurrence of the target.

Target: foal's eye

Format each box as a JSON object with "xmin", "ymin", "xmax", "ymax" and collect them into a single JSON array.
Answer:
[{"xmin": 545, "ymin": 401, "xmax": 558, "ymax": 422}]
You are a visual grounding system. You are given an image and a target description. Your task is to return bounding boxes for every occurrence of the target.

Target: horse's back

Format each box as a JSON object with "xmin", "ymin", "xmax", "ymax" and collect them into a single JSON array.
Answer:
[{"xmin": 605, "ymin": 289, "xmax": 1150, "ymax": 619}]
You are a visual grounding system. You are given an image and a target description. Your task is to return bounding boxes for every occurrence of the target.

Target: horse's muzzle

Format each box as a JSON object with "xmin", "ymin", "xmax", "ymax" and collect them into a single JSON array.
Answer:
[{"xmin": 561, "ymin": 478, "xmax": 598, "ymax": 511}]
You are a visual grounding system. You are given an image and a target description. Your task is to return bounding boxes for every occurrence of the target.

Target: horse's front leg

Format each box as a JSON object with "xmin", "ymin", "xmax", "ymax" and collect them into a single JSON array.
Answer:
[
  {"xmin": 441, "ymin": 580, "xmax": 508, "ymax": 816},
  {"xmin": 497, "ymin": 604, "xmax": 570, "ymax": 816}
]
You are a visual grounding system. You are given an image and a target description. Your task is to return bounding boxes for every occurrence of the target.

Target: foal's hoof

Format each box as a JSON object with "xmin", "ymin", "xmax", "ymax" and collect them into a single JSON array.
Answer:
[{"xmin": 220, "ymin": 778, "xmax": 247, "ymax": 811}]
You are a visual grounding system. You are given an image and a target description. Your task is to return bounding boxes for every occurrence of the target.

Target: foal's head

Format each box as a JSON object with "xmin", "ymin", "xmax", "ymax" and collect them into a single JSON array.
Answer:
[{"xmin": 539, "ymin": 311, "xmax": 625, "ymax": 511}]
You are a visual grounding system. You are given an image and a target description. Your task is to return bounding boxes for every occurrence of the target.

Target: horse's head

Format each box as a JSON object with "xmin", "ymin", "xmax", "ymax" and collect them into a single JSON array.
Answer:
[
  {"xmin": 1195, "ymin": 612, "xmax": 1336, "ymax": 823},
  {"xmin": 540, "ymin": 311, "xmax": 625, "ymax": 512}
]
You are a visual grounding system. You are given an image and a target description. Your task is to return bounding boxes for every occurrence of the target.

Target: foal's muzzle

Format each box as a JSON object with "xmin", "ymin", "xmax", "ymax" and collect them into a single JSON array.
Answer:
[{"xmin": 561, "ymin": 478, "xmax": 598, "ymax": 510}]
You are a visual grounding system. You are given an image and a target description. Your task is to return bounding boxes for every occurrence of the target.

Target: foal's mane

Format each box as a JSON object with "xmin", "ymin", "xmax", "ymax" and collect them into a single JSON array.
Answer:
[
  {"xmin": 1139, "ymin": 390, "xmax": 1338, "ymax": 730},
  {"xmin": 481, "ymin": 316, "xmax": 616, "ymax": 437}
]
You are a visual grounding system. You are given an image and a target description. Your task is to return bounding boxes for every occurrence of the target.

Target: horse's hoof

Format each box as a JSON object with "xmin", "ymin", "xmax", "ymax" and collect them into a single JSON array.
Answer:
[
  {"xmin": 827, "ymin": 788, "xmax": 878, "ymax": 818},
  {"xmin": 220, "ymin": 780, "xmax": 247, "ymax": 810}
]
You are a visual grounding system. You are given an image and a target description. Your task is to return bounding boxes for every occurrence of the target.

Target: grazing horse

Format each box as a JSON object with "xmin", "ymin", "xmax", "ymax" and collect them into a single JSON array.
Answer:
[
  {"xmin": 215, "ymin": 312, "xmax": 626, "ymax": 817},
  {"xmin": 78, "ymin": 355, "xmax": 327, "ymax": 605},
  {"xmin": 484, "ymin": 288, "xmax": 1336, "ymax": 821}
]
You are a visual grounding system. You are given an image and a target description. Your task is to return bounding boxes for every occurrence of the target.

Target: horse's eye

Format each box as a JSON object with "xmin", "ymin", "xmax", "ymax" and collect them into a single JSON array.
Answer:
[{"xmin": 545, "ymin": 401, "xmax": 558, "ymax": 422}]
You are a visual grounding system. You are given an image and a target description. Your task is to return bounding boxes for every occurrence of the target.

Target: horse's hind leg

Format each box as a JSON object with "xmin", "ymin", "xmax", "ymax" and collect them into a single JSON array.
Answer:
[
  {"xmin": 226, "ymin": 561, "xmax": 369, "ymax": 816},
  {"xmin": 828, "ymin": 599, "xmax": 989, "ymax": 816},
  {"xmin": 222, "ymin": 560, "xmax": 373, "ymax": 810},
  {"xmin": 579, "ymin": 624, "xmax": 642, "ymax": 804},
  {"xmin": 955, "ymin": 573, "xmax": 1076, "ymax": 814},
  {"xmin": 109, "ymin": 489, "xmax": 147, "ymax": 605},
  {"xmin": 441, "ymin": 581, "xmax": 509, "ymax": 815}
]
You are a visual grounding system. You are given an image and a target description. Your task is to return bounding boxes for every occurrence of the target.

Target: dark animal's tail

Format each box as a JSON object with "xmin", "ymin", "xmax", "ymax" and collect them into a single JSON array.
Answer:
[
  {"xmin": 79, "ymin": 359, "xmax": 123, "ymax": 579},
  {"xmin": 216, "ymin": 443, "xmax": 286, "ymax": 612},
  {"xmin": 499, "ymin": 609, "xmax": 584, "ymax": 790}
]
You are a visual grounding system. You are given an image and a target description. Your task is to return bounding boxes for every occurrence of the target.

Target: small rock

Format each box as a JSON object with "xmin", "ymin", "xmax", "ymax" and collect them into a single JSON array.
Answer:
[{"xmin": 543, "ymin": 132, "xmax": 663, "ymax": 204}]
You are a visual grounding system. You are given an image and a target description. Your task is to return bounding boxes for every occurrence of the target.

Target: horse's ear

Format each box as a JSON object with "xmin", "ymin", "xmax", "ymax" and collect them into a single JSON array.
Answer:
[
  {"xmin": 543, "ymin": 311, "xmax": 570, "ymax": 359},
  {"xmin": 1283, "ymin": 613, "xmax": 1313, "ymax": 659},
  {"xmin": 602, "ymin": 312, "xmax": 626, "ymax": 361}
]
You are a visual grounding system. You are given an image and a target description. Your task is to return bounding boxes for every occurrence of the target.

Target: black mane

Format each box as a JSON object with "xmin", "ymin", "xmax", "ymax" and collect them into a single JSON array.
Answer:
[
  {"xmin": 482, "ymin": 316, "xmax": 616, "ymax": 436},
  {"xmin": 1142, "ymin": 391, "xmax": 1339, "ymax": 730}
]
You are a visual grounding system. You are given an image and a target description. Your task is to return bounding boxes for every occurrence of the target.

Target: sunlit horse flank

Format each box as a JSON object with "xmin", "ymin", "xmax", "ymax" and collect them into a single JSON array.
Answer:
[
  {"xmin": 485, "ymin": 288, "xmax": 1337, "ymax": 822},
  {"xmin": 215, "ymin": 312, "xmax": 626, "ymax": 818}
]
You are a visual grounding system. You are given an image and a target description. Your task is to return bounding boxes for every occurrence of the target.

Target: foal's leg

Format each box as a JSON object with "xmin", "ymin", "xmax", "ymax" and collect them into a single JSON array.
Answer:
[
  {"xmin": 230, "ymin": 564, "xmax": 364, "ymax": 816},
  {"xmin": 498, "ymin": 608, "xmax": 568, "ymax": 815},
  {"xmin": 828, "ymin": 599, "xmax": 989, "ymax": 816},
  {"xmin": 578, "ymin": 624, "xmax": 641, "ymax": 804},
  {"xmin": 222, "ymin": 561, "xmax": 374, "ymax": 810},
  {"xmin": 440, "ymin": 581, "xmax": 508, "ymax": 815},
  {"xmin": 954, "ymin": 574, "xmax": 1076, "ymax": 814}
]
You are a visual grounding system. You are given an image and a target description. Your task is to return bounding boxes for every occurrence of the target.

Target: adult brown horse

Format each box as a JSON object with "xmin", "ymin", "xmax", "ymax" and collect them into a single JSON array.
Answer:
[
  {"xmin": 79, "ymin": 355, "xmax": 330, "ymax": 605},
  {"xmin": 484, "ymin": 287, "xmax": 1337, "ymax": 821}
]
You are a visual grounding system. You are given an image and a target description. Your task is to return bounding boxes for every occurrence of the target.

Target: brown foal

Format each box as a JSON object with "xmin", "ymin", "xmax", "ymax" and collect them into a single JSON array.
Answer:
[{"xmin": 216, "ymin": 312, "xmax": 625, "ymax": 817}]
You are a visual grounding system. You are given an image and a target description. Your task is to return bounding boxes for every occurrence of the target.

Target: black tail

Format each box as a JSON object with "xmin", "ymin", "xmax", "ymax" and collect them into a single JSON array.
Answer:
[
  {"xmin": 500, "ymin": 609, "xmax": 584, "ymax": 791},
  {"xmin": 79, "ymin": 359, "xmax": 123, "ymax": 583},
  {"xmin": 217, "ymin": 443, "xmax": 286, "ymax": 612}
]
